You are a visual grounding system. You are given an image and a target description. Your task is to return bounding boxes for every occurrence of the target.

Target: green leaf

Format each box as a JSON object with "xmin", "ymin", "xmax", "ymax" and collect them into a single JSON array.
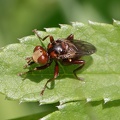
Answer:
[
  {"xmin": 11, "ymin": 103, "xmax": 58, "ymax": 120},
  {"xmin": 41, "ymin": 100, "xmax": 120, "ymax": 120},
  {"xmin": 0, "ymin": 20, "xmax": 120, "ymax": 105}
]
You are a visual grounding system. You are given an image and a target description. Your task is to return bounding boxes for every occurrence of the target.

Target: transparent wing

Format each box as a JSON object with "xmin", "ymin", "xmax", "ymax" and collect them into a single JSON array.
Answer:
[{"xmin": 72, "ymin": 39, "xmax": 96, "ymax": 56}]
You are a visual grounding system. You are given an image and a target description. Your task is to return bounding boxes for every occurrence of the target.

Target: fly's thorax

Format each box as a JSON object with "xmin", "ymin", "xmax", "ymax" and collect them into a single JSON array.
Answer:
[{"xmin": 47, "ymin": 40, "xmax": 69, "ymax": 59}]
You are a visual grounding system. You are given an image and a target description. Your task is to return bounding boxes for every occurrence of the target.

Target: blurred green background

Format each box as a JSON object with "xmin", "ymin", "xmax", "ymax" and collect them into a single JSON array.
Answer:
[{"xmin": 0, "ymin": 0, "xmax": 120, "ymax": 119}]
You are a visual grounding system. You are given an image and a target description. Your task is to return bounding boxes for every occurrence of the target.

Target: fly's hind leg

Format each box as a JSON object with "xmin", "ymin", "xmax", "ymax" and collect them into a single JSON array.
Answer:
[
  {"xmin": 62, "ymin": 59, "xmax": 85, "ymax": 80},
  {"xmin": 73, "ymin": 60, "xmax": 85, "ymax": 80}
]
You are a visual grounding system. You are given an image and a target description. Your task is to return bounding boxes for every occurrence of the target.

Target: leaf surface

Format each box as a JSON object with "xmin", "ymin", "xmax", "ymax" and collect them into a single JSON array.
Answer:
[
  {"xmin": 41, "ymin": 100, "xmax": 120, "ymax": 120},
  {"xmin": 0, "ymin": 20, "xmax": 120, "ymax": 105}
]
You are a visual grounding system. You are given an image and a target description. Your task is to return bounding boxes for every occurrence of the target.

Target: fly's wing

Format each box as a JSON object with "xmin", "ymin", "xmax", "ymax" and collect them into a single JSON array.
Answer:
[{"xmin": 72, "ymin": 39, "xmax": 96, "ymax": 56}]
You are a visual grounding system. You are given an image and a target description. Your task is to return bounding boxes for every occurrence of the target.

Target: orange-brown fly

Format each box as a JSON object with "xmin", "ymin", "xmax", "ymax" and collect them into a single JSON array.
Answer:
[{"xmin": 19, "ymin": 29, "xmax": 96, "ymax": 95}]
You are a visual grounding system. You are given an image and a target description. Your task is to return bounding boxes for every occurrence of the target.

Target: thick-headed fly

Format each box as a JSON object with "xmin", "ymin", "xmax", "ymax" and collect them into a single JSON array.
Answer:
[{"xmin": 19, "ymin": 29, "xmax": 96, "ymax": 95}]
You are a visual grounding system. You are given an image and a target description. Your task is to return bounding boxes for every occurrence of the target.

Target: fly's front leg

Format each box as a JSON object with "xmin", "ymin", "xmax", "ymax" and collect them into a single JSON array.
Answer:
[
  {"xmin": 19, "ymin": 62, "xmax": 51, "ymax": 76},
  {"xmin": 40, "ymin": 61, "xmax": 59, "ymax": 95},
  {"xmin": 18, "ymin": 57, "xmax": 34, "ymax": 76},
  {"xmin": 27, "ymin": 62, "xmax": 52, "ymax": 75},
  {"xmin": 24, "ymin": 57, "xmax": 34, "ymax": 68},
  {"xmin": 32, "ymin": 29, "xmax": 54, "ymax": 43}
]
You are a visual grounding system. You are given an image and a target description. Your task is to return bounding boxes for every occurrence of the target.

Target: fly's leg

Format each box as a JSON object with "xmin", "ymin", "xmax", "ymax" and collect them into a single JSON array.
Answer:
[
  {"xmin": 66, "ymin": 34, "xmax": 74, "ymax": 41},
  {"xmin": 24, "ymin": 57, "xmax": 34, "ymax": 68},
  {"xmin": 19, "ymin": 61, "xmax": 53, "ymax": 95},
  {"xmin": 18, "ymin": 62, "xmax": 51, "ymax": 76},
  {"xmin": 18, "ymin": 57, "xmax": 34, "ymax": 76},
  {"xmin": 32, "ymin": 29, "xmax": 54, "ymax": 43},
  {"xmin": 40, "ymin": 61, "xmax": 59, "ymax": 95},
  {"xmin": 72, "ymin": 60, "xmax": 85, "ymax": 80},
  {"xmin": 63, "ymin": 59, "xmax": 85, "ymax": 80}
]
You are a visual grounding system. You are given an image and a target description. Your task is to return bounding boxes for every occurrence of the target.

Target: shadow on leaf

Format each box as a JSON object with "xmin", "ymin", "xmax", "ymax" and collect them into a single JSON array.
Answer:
[{"xmin": 19, "ymin": 55, "xmax": 93, "ymax": 92}]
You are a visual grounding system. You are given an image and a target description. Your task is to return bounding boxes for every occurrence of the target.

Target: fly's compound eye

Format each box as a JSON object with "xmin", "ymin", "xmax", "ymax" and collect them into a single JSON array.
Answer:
[{"xmin": 33, "ymin": 46, "xmax": 49, "ymax": 65}]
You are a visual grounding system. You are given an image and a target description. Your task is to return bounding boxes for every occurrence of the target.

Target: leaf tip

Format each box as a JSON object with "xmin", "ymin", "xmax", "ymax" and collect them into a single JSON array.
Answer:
[
  {"xmin": 113, "ymin": 19, "xmax": 120, "ymax": 26},
  {"xmin": 57, "ymin": 104, "xmax": 64, "ymax": 110},
  {"xmin": 113, "ymin": 19, "xmax": 116, "ymax": 22},
  {"xmin": 104, "ymin": 97, "xmax": 111, "ymax": 104},
  {"xmin": 71, "ymin": 22, "xmax": 85, "ymax": 27},
  {"xmin": 86, "ymin": 97, "xmax": 92, "ymax": 103},
  {"xmin": 19, "ymin": 100, "xmax": 23, "ymax": 104},
  {"xmin": 40, "ymin": 117, "xmax": 46, "ymax": 120},
  {"xmin": 44, "ymin": 28, "xmax": 53, "ymax": 32},
  {"xmin": 88, "ymin": 20, "xmax": 94, "ymax": 25},
  {"xmin": 39, "ymin": 101, "xmax": 44, "ymax": 106},
  {"xmin": 44, "ymin": 27, "xmax": 60, "ymax": 33},
  {"xmin": 59, "ymin": 101, "xmax": 64, "ymax": 105},
  {"xmin": 59, "ymin": 24, "xmax": 70, "ymax": 29}
]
